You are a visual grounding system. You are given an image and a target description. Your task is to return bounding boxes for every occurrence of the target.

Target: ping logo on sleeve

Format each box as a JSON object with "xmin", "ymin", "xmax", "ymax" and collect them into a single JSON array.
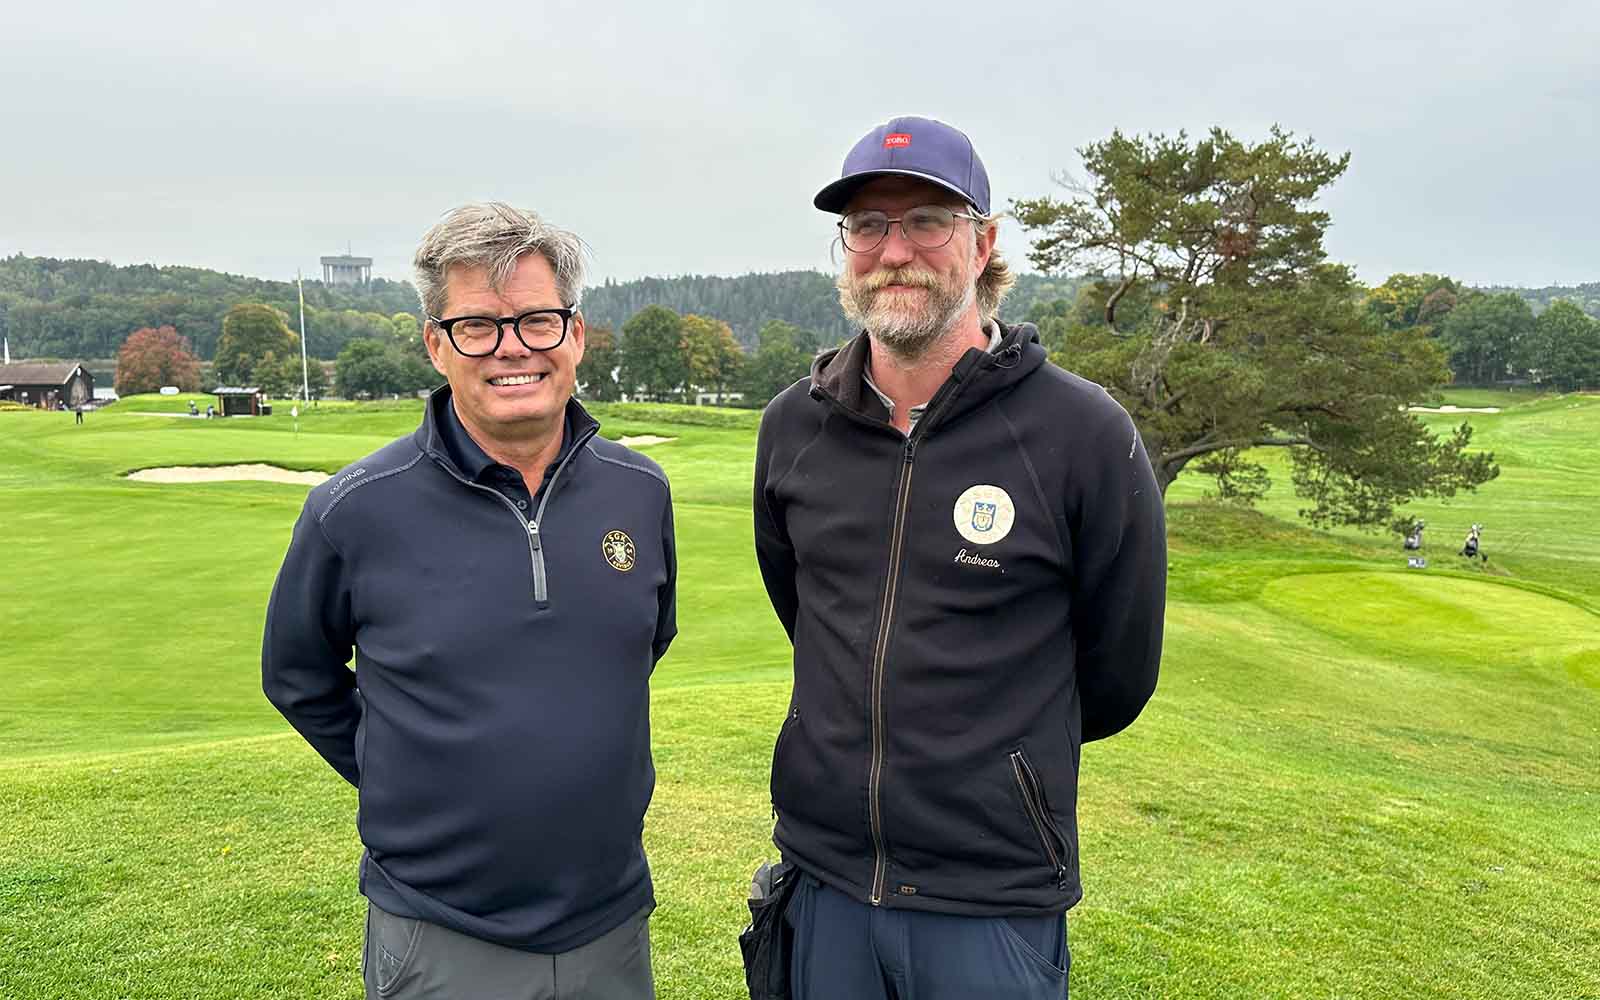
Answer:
[{"xmin": 953, "ymin": 484, "xmax": 1015, "ymax": 545}]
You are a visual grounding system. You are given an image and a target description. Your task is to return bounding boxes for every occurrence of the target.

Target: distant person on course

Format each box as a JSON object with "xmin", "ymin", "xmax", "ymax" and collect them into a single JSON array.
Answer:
[
  {"xmin": 263, "ymin": 202, "xmax": 677, "ymax": 1000},
  {"xmin": 752, "ymin": 116, "xmax": 1168, "ymax": 998}
]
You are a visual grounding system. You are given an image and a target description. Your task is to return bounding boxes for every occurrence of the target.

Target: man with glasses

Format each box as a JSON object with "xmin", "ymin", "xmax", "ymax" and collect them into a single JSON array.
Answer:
[
  {"xmin": 264, "ymin": 202, "xmax": 675, "ymax": 999},
  {"xmin": 752, "ymin": 117, "xmax": 1167, "ymax": 997}
]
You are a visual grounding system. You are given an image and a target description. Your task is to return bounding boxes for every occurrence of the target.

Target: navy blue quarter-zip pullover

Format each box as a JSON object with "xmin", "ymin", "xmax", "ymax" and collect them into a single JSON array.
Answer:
[{"xmin": 263, "ymin": 388, "xmax": 676, "ymax": 953}]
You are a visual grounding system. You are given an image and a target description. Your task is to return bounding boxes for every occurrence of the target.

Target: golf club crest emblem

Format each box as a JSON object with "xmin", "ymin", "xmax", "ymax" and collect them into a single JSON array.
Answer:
[
  {"xmin": 972, "ymin": 502, "xmax": 997, "ymax": 532},
  {"xmin": 953, "ymin": 484, "xmax": 1015, "ymax": 545},
  {"xmin": 602, "ymin": 529, "xmax": 636, "ymax": 572}
]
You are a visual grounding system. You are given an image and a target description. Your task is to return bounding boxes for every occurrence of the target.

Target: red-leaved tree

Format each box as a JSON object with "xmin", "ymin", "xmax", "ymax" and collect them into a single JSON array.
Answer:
[{"xmin": 115, "ymin": 326, "xmax": 203, "ymax": 395}]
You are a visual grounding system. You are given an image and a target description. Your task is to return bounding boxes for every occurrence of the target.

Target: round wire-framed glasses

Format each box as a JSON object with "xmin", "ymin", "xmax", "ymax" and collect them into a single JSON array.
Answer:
[{"xmin": 837, "ymin": 205, "xmax": 983, "ymax": 253}]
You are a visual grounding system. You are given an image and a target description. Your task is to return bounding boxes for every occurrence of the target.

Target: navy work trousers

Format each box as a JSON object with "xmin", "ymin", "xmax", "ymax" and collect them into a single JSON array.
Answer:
[{"xmin": 786, "ymin": 874, "xmax": 1068, "ymax": 999}]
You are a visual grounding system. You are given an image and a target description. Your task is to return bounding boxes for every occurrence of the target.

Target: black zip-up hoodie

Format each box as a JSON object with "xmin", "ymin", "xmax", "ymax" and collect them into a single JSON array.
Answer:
[
  {"xmin": 753, "ymin": 322, "xmax": 1165, "ymax": 915},
  {"xmin": 263, "ymin": 389, "xmax": 676, "ymax": 952}
]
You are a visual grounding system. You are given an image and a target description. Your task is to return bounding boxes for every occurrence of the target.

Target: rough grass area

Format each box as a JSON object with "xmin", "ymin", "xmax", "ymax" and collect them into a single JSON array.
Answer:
[{"xmin": 2, "ymin": 390, "xmax": 1597, "ymax": 999}]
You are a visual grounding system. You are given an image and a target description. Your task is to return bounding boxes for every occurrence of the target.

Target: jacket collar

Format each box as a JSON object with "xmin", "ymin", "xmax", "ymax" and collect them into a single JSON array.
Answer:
[
  {"xmin": 413, "ymin": 385, "xmax": 601, "ymax": 479},
  {"xmin": 809, "ymin": 320, "xmax": 1046, "ymax": 433}
]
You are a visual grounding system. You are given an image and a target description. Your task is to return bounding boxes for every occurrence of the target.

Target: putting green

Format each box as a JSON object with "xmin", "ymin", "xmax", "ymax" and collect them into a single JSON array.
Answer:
[{"xmin": 1258, "ymin": 571, "xmax": 1600, "ymax": 677}]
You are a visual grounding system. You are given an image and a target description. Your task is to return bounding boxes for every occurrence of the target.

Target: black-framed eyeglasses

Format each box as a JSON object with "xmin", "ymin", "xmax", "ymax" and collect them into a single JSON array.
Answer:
[
  {"xmin": 428, "ymin": 307, "xmax": 575, "ymax": 357},
  {"xmin": 838, "ymin": 204, "xmax": 983, "ymax": 253}
]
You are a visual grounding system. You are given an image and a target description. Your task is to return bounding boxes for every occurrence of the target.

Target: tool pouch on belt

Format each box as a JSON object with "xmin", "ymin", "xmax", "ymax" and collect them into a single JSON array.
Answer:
[{"xmin": 738, "ymin": 860, "xmax": 798, "ymax": 1000}]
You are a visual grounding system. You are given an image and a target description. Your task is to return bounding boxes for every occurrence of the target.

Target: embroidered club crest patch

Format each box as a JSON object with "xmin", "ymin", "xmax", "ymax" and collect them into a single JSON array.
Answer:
[
  {"xmin": 972, "ymin": 502, "xmax": 997, "ymax": 532},
  {"xmin": 602, "ymin": 530, "xmax": 636, "ymax": 572},
  {"xmin": 953, "ymin": 485, "xmax": 1015, "ymax": 545}
]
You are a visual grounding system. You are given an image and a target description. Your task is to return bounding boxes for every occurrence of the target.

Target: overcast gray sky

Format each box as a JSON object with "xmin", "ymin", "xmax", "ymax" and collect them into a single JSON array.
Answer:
[{"xmin": 3, "ymin": 0, "xmax": 1594, "ymax": 290}]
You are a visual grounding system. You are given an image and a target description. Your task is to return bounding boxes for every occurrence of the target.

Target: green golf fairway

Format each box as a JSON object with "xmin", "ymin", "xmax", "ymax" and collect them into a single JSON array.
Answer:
[{"xmin": 2, "ymin": 390, "xmax": 1596, "ymax": 999}]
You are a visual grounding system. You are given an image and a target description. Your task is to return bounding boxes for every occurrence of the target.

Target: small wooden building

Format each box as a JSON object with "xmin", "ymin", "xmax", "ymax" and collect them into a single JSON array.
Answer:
[
  {"xmin": 0, "ymin": 362, "xmax": 95, "ymax": 409},
  {"xmin": 212, "ymin": 386, "xmax": 264, "ymax": 417}
]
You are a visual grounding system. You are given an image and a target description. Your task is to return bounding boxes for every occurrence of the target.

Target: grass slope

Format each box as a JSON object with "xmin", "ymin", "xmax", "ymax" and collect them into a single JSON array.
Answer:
[{"xmin": 1, "ymin": 391, "xmax": 1596, "ymax": 999}]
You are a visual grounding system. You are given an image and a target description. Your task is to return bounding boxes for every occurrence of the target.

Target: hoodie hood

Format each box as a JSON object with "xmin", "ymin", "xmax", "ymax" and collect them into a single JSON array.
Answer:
[{"xmin": 809, "ymin": 321, "xmax": 1047, "ymax": 432}]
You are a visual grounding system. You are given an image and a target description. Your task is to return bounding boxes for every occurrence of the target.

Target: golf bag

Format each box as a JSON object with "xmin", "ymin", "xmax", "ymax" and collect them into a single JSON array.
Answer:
[{"xmin": 1403, "ymin": 521, "xmax": 1425, "ymax": 551}]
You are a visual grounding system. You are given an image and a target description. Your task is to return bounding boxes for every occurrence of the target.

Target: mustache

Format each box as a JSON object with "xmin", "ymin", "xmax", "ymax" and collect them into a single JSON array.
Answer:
[{"xmin": 855, "ymin": 268, "xmax": 941, "ymax": 292}]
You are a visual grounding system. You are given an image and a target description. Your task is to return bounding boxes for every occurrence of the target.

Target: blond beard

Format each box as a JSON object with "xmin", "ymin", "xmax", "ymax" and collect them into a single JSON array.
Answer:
[{"xmin": 837, "ymin": 265, "xmax": 975, "ymax": 360}]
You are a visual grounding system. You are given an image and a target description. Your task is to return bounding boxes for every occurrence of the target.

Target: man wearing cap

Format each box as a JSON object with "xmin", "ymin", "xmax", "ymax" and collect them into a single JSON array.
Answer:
[{"xmin": 752, "ymin": 117, "xmax": 1167, "ymax": 997}]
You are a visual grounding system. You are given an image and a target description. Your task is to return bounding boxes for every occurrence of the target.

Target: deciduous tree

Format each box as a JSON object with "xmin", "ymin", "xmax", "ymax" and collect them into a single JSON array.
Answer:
[
  {"xmin": 1525, "ymin": 300, "xmax": 1600, "ymax": 390},
  {"xmin": 741, "ymin": 320, "xmax": 817, "ymax": 407},
  {"xmin": 334, "ymin": 338, "xmax": 436, "ymax": 399},
  {"xmin": 301, "ymin": 358, "xmax": 330, "ymax": 401},
  {"xmin": 391, "ymin": 311, "xmax": 421, "ymax": 347},
  {"xmin": 680, "ymin": 314, "xmax": 743, "ymax": 404},
  {"xmin": 1365, "ymin": 273, "xmax": 1458, "ymax": 331},
  {"xmin": 1437, "ymin": 292, "xmax": 1534, "ymax": 386},
  {"xmin": 255, "ymin": 350, "xmax": 294, "ymax": 398},
  {"xmin": 576, "ymin": 325, "xmax": 621, "ymax": 401},
  {"xmin": 336, "ymin": 339, "xmax": 400, "ymax": 399},
  {"xmin": 114, "ymin": 325, "xmax": 202, "ymax": 395},
  {"xmin": 619, "ymin": 306, "xmax": 688, "ymax": 402},
  {"xmin": 215, "ymin": 303, "xmax": 296, "ymax": 385}
]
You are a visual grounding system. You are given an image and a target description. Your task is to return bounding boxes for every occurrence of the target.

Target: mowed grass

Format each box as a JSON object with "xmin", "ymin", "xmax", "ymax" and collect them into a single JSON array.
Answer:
[{"xmin": 2, "ymin": 391, "xmax": 1597, "ymax": 999}]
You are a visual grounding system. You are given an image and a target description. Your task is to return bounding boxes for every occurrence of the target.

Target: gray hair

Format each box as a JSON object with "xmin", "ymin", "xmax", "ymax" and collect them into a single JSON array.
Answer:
[
  {"xmin": 972, "ymin": 211, "xmax": 1015, "ymax": 321},
  {"xmin": 412, "ymin": 202, "xmax": 588, "ymax": 320}
]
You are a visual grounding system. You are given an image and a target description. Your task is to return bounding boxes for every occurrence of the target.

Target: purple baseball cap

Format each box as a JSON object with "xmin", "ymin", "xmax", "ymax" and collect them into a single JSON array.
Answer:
[{"xmin": 814, "ymin": 116, "xmax": 990, "ymax": 216}]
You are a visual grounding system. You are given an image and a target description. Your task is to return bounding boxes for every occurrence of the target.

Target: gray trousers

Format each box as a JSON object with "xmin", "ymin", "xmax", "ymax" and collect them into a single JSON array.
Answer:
[{"xmin": 363, "ymin": 899, "xmax": 654, "ymax": 1000}]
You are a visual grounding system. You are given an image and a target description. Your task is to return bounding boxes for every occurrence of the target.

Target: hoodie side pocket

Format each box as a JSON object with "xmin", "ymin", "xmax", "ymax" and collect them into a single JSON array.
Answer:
[{"xmin": 1009, "ymin": 748, "xmax": 1072, "ymax": 890}]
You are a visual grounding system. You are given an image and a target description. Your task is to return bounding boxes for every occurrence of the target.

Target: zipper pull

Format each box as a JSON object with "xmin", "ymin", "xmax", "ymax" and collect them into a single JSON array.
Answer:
[
  {"xmin": 904, "ymin": 439, "xmax": 917, "ymax": 463},
  {"xmin": 528, "ymin": 520, "xmax": 541, "ymax": 550}
]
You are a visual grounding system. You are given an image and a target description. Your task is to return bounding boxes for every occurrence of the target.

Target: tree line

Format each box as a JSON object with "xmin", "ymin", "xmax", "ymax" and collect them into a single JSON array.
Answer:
[
  {"xmin": 576, "ymin": 307, "xmax": 829, "ymax": 407},
  {"xmin": 1364, "ymin": 274, "xmax": 1600, "ymax": 390},
  {"xmin": 0, "ymin": 254, "xmax": 418, "ymax": 361},
  {"xmin": 114, "ymin": 303, "xmax": 409, "ymax": 400},
  {"xmin": 2, "ymin": 253, "xmax": 1089, "ymax": 364},
  {"xmin": 25, "ymin": 125, "xmax": 1600, "ymax": 532},
  {"xmin": 114, "ymin": 297, "xmax": 837, "ymax": 406},
  {"xmin": 15, "ymin": 252, "xmax": 1592, "ymax": 394}
]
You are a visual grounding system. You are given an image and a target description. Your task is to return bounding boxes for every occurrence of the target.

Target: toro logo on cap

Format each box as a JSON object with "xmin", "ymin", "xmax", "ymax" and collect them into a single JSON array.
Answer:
[{"xmin": 814, "ymin": 116, "xmax": 992, "ymax": 215}]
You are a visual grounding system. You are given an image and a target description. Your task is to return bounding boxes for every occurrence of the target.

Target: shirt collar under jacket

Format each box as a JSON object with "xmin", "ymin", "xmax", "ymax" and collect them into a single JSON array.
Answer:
[
  {"xmin": 427, "ymin": 386, "xmax": 584, "ymax": 496},
  {"xmin": 861, "ymin": 320, "xmax": 1004, "ymax": 431},
  {"xmin": 806, "ymin": 320, "xmax": 1044, "ymax": 434}
]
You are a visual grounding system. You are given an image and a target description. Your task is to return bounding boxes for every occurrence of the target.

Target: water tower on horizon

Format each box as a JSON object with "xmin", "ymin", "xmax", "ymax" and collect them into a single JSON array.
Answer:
[{"xmin": 320, "ymin": 251, "xmax": 373, "ymax": 286}]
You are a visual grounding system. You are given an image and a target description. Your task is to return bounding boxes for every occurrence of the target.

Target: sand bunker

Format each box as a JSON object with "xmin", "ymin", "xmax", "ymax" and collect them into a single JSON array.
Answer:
[
  {"xmin": 1407, "ymin": 404, "xmax": 1501, "ymax": 414},
  {"xmin": 130, "ymin": 442, "xmax": 674, "ymax": 485},
  {"xmin": 128, "ymin": 464, "xmax": 327, "ymax": 485},
  {"xmin": 617, "ymin": 435, "xmax": 675, "ymax": 447}
]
